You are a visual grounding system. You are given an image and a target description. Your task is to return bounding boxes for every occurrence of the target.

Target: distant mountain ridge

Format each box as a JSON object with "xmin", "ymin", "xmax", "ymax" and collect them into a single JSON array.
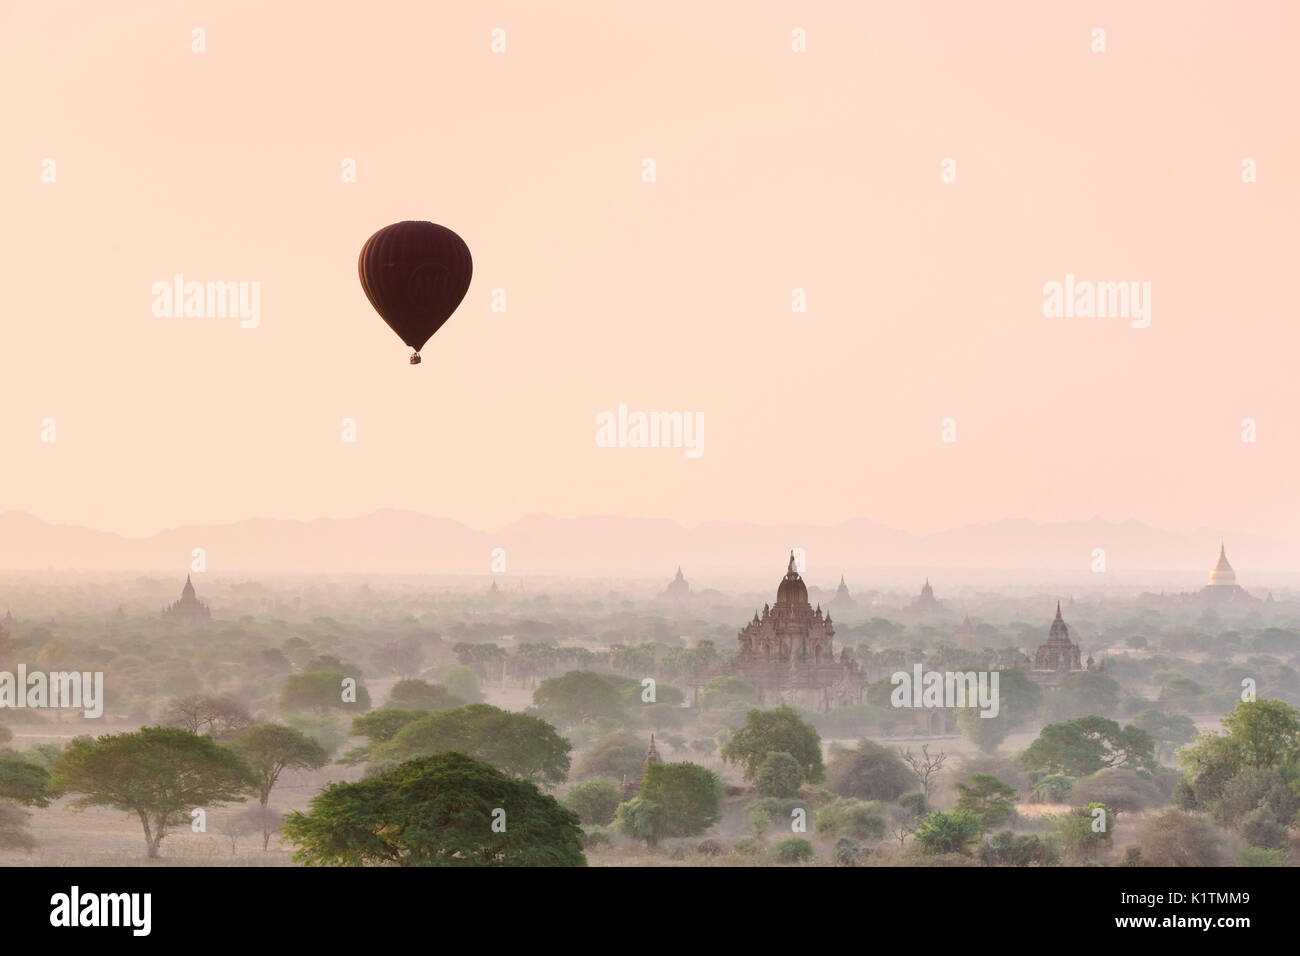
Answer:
[{"xmin": 0, "ymin": 510, "xmax": 1291, "ymax": 577}]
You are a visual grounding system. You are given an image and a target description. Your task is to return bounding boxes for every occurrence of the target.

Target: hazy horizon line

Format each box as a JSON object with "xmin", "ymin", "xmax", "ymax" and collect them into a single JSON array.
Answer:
[{"xmin": 0, "ymin": 506, "xmax": 1250, "ymax": 542}]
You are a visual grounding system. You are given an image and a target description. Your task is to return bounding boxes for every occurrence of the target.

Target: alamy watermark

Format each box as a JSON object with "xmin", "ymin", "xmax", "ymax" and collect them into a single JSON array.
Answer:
[
  {"xmin": 1042, "ymin": 273, "xmax": 1150, "ymax": 328},
  {"xmin": 595, "ymin": 404, "xmax": 703, "ymax": 459},
  {"xmin": 891, "ymin": 667, "xmax": 1000, "ymax": 718},
  {"xmin": 0, "ymin": 667, "xmax": 104, "ymax": 718},
  {"xmin": 152, "ymin": 274, "xmax": 260, "ymax": 328}
]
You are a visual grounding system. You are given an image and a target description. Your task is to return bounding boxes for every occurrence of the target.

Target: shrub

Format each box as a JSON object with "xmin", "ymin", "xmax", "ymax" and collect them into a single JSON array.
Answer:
[
  {"xmin": 1239, "ymin": 846, "xmax": 1287, "ymax": 867},
  {"xmin": 774, "ymin": 836, "xmax": 815, "ymax": 863},
  {"xmin": 695, "ymin": 838, "xmax": 725, "ymax": 857},
  {"xmin": 826, "ymin": 739, "xmax": 912, "ymax": 801},
  {"xmin": 733, "ymin": 836, "xmax": 763, "ymax": 856},
  {"xmin": 1239, "ymin": 808, "xmax": 1287, "ymax": 850},
  {"xmin": 977, "ymin": 830, "xmax": 1059, "ymax": 866},
  {"xmin": 1132, "ymin": 810, "xmax": 1234, "ymax": 866},
  {"xmin": 1072, "ymin": 768, "xmax": 1164, "ymax": 813},
  {"xmin": 1031, "ymin": 773, "xmax": 1075, "ymax": 803},
  {"xmin": 834, "ymin": 838, "xmax": 865, "ymax": 866},
  {"xmin": 913, "ymin": 810, "xmax": 982, "ymax": 855},
  {"xmin": 814, "ymin": 798, "xmax": 887, "ymax": 842}
]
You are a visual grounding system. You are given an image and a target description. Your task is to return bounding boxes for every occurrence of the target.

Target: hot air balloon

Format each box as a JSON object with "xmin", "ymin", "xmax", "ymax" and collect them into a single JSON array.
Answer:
[{"xmin": 358, "ymin": 221, "xmax": 472, "ymax": 364}]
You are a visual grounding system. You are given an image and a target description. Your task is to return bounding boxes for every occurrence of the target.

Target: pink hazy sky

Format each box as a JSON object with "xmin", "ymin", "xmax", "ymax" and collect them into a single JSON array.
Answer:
[{"xmin": 1, "ymin": 0, "xmax": 1296, "ymax": 538}]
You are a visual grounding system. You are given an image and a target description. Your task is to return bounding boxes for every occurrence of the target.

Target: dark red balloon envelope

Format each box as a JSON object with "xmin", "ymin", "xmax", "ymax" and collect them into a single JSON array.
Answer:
[{"xmin": 358, "ymin": 221, "xmax": 472, "ymax": 363}]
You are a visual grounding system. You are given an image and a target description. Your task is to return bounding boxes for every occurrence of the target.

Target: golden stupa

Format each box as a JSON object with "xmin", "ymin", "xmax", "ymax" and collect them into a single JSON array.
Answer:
[{"xmin": 1207, "ymin": 543, "xmax": 1237, "ymax": 587}]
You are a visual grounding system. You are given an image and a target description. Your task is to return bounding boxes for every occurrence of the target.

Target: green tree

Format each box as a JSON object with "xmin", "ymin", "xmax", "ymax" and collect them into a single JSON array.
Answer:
[
  {"xmin": 50, "ymin": 727, "xmax": 256, "ymax": 858},
  {"xmin": 0, "ymin": 758, "xmax": 52, "ymax": 807},
  {"xmin": 1216, "ymin": 766, "xmax": 1299, "ymax": 830},
  {"xmin": 278, "ymin": 671, "xmax": 372, "ymax": 715},
  {"xmin": 1019, "ymin": 716, "xmax": 1155, "ymax": 776},
  {"xmin": 564, "ymin": 780, "xmax": 622, "ymax": 826},
  {"xmin": 282, "ymin": 752, "xmax": 584, "ymax": 866},
  {"xmin": 1130, "ymin": 709, "xmax": 1198, "ymax": 762},
  {"xmin": 994, "ymin": 669, "xmax": 1045, "ymax": 728},
  {"xmin": 954, "ymin": 774, "xmax": 1017, "ymax": 833},
  {"xmin": 532, "ymin": 671, "xmax": 627, "ymax": 727},
  {"xmin": 613, "ymin": 796, "xmax": 669, "ymax": 847},
  {"xmin": 1177, "ymin": 699, "xmax": 1300, "ymax": 842},
  {"xmin": 439, "ymin": 665, "xmax": 484, "ymax": 703},
  {"xmin": 956, "ymin": 703, "xmax": 1011, "ymax": 754},
  {"xmin": 377, "ymin": 704, "xmax": 571, "ymax": 787},
  {"xmin": 229, "ymin": 724, "xmax": 330, "ymax": 849},
  {"xmin": 721, "ymin": 706, "xmax": 824, "ymax": 785},
  {"xmin": 339, "ymin": 709, "xmax": 425, "ymax": 767},
  {"xmin": 371, "ymin": 638, "xmax": 424, "ymax": 680},
  {"xmin": 385, "ymin": 680, "xmax": 465, "ymax": 712},
  {"xmin": 755, "ymin": 751, "xmax": 803, "ymax": 798},
  {"xmin": 1180, "ymin": 699, "xmax": 1300, "ymax": 803},
  {"xmin": 639, "ymin": 762, "xmax": 722, "ymax": 837},
  {"xmin": 573, "ymin": 732, "xmax": 647, "ymax": 781}
]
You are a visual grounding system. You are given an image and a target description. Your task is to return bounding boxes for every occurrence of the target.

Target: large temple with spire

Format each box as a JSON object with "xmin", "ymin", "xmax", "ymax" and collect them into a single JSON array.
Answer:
[
  {"xmin": 733, "ymin": 552, "xmax": 864, "ymax": 708},
  {"xmin": 1015, "ymin": 603, "xmax": 1106, "ymax": 688},
  {"xmin": 162, "ymin": 574, "xmax": 211, "ymax": 620}
]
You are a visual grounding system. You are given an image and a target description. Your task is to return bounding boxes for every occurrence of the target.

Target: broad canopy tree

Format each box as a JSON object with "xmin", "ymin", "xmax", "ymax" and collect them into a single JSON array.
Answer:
[
  {"xmin": 50, "ymin": 727, "xmax": 256, "ymax": 858},
  {"xmin": 282, "ymin": 752, "xmax": 584, "ymax": 866},
  {"xmin": 374, "ymin": 703, "xmax": 571, "ymax": 786},
  {"xmin": 229, "ymin": 723, "xmax": 330, "ymax": 849},
  {"xmin": 1018, "ymin": 716, "xmax": 1155, "ymax": 777},
  {"xmin": 161, "ymin": 694, "xmax": 253, "ymax": 739},
  {"xmin": 0, "ymin": 758, "xmax": 53, "ymax": 808}
]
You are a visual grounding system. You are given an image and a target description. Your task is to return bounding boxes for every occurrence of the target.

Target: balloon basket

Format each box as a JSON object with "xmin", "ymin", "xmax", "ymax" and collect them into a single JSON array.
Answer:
[{"xmin": 409, "ymin": 351, "xmax": 422, "ymax": 365}]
